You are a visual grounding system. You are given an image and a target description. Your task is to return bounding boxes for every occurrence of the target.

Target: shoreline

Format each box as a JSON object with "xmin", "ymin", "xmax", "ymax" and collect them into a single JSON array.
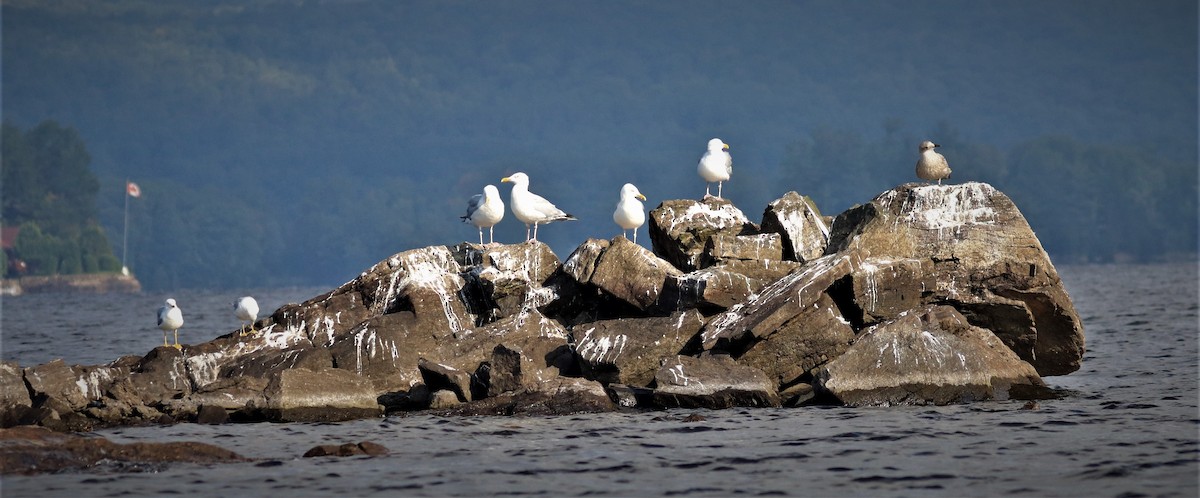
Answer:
[{"xmin": 1, "ymin": 273, "xmax": 142, "ymax": 296}]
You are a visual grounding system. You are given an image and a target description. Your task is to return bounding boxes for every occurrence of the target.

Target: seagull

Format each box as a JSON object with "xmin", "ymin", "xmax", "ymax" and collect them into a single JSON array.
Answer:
[
  {"xmin": 916, "ymin": 140, "xmax": 952, "ymax": 185},
  {"xmin": 234, "ymin": 296, "xmax": 259, "ymax": 336},
  {"xmin": 157, "ymin": 298, "xmax": 184, "ymax": 350},
  {"xmin": 460, "ymin": 184, "xmax": 505, "ymax": 245},
  {"xmin": 613, "ymin": 183, "xmax": 647, "ymax": 243},
  {"xmin": 697, "ymin": 138, "xmax": 732, "ymax": 199},
  {"xmin": 501, "ymin": 172, "xmax": 577, "ymax": 242}
]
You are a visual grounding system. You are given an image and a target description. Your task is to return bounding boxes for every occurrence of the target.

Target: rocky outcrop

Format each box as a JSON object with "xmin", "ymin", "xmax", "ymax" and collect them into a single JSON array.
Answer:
[
  {"xmin": 0, "ymin": 182, "xmax": 1086, "ymax": 430},
  {"xmin": 827, "ymin": 182, "xmax": 1085, "ymax": 375}
]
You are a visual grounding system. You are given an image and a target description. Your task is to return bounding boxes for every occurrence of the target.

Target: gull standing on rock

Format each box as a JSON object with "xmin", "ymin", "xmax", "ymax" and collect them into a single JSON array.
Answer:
[
  {"xmin": 157, "ymin": 298, "xmax": 184, "ymax": 350},
  {"xmin": 234, "ymin": 296, "xmax": 259, "ymax": 336},
  {"xmin": 697, "ymin": 138, "xmax": 732, "ymax": 199},
  {"xmin": 916, "ymin": 140, "xmax": 952, "ymax": 185},
  {"xmin": 613, "ymin": 183, "xmax": 647, "ymax": 243},
  {"xmin": 461, "ymin": 184, "xmax": 505, "ymax": 245},
  {"xmin": 501, "ymin": 172, "xmax": 577, "ymax": 242}
]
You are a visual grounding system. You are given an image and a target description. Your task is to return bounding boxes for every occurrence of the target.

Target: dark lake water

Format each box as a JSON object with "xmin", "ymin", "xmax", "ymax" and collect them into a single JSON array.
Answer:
[{"xmin": 1, "ymin": 263, "xmax": 1197, "ymax": 497}]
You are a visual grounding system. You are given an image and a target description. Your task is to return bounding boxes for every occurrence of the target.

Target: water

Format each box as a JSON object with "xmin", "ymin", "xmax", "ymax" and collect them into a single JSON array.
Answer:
[{"xmin": 1, "ymin": 263, "xmax": 1197, "ymax": 497}]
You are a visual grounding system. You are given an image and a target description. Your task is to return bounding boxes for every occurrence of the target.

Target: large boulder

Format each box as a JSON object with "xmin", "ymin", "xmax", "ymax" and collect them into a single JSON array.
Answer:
[
  {"xmin": 648, "ymin": 198, "xmax": 758, "ymax": 272},
  {"xmin": 826, "ymin": 182, "xmax": 1085, "ymax": 375},
  {"xmin": 562, "ymin": 237, "xmax": 682, "ymax": 312},
  {"xmin": 759, "ymin": 191, "xmax": 830, "ymax": 263},
  {"xmin": 573, "ymin": 309, "xmax": 704, "ymax": 386},
  {"xmin": 0, "ymin": 362, "xmax": 31, "ymax": 427},
  {"xmin": 815, "ymin": 305, "xmax": 1045, "ymax": 406},
  {"xmin": 262, "ymin": 368, "xmax": 383, "ymax": 422}
]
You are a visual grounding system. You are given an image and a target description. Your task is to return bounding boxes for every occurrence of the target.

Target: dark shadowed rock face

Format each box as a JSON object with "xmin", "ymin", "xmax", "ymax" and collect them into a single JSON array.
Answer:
[
  {"xmin": 815, "ymin": 305, "xmax": 1045, "ymax": 406},
  {"xmin": 827, "ymin": 182, "xmax": 1085, "ymax": 376}
]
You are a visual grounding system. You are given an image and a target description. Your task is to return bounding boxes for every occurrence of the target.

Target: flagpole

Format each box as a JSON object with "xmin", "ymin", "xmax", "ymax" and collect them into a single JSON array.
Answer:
[{"xmin": 122, "ymin": 179, "xmax": 130, "ymax": 276}]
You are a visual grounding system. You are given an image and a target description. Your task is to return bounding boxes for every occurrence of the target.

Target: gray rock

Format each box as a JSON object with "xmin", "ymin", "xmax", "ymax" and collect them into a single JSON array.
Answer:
[
  {"xmin": 648, "ymin": 198, "xmax": 758, "ymax": 272},
  {"xmin": 465, "ymin": 241, "xmax": 562, "ymax": 320},
  {"xmin": 700, "ymin": 253, "xmax": 855, "ymax": 351},
  {"xmin": 826, "ymin": 182, "xmax": 1085, "ymax": 375},
  {"xmin": 733, "ymin": 291, "xmax": 855, "ymax": 387},
  {"xmin": 0, "ymin": 362, "xmax": 32, "ymax": 425},
  {"xmin": 652, "ymin": 355, "xmax": 781, "ymax": 408},
  {"xmin": 486, "ymin": 344, "xmax": 525, "ymax": 396},
  {"xmin": 262, "ymin": 368, "xmax": 382, "ymax": 422},
  {"xmin": 427, "ymin": 390, "xmax": 462, "ymax": 410},
  {"xmin": 664, "ymin": 259, "xmax": 803, "ymax": 311},
  {"xmin": 815, "ymin": 305, "xmax": 1045, "ymax": 406},
  {"xmin": 24, "ymin": 359, "xmax": 125, "ymax": 412},
  {"xmin": 418, "ymin": 358, "xmax": 472, "ymax": 402},
  {"xmin": 573, "ymin": 309, "xmax": 704, "ymax": 387},
  {"xmin": 439, "ymin": 376, "xmax": 615, "ymax": 416},
  {"xmin": 759, "ymin": 191, "xmax": 830, "ymax": 263},
  {"xmin": 564, "ymin": 237, "xmax": 682, "ymax": 311},
  {"xmin": 844, "ymin": 257, "xmax": 935, "ymax": 326},
  {"xmin": 195, "ymin": 404, "xmax": 229, "ymax": 424},
  {"xmin": 702, "ymin": 233, "xmax": 783, "ymax": 267}
]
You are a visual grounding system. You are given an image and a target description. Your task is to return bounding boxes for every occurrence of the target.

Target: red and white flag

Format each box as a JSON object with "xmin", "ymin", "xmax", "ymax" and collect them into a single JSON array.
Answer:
[{"xmin": 126, "ymin": 181, "xmax": 141, "ymax": 198}]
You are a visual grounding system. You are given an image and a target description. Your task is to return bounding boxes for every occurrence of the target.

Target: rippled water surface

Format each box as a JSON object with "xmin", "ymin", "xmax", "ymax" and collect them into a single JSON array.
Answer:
[{"xmin": 1, "ymin": 263, "xmax": 1197, "ymax": 497}]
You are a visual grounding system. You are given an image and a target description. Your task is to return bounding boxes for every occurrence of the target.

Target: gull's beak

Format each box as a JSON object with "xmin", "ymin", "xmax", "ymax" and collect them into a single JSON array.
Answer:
[
  {"xmin": 934, "ymin": 143, "xmax": 941, "ymax": 148},
  {"xmin": 501, "ymin": 177, "xmax": 512, "ymax": 183},
  {"xmin": 637, "ymin": 193, "xmax": 647, "ymax": 201},
  {"xmin": 723, "ymin": 143, "xmax": 730, "ymax": 150}
]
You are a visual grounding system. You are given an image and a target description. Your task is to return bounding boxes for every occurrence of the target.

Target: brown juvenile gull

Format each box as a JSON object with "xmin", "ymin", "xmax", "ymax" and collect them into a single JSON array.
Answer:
[{"xmin": 916, "ymin": 140, "xmax": 952, "ymax": 185}]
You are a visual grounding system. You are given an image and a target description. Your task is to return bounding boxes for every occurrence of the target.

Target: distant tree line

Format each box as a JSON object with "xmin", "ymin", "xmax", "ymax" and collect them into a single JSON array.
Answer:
[{"xmin": 2, "ymin": 121, "xmax": 122, "ymax": 277}]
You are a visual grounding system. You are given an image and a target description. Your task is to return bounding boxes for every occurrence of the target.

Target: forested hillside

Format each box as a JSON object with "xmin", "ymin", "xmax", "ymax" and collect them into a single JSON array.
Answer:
[{"xmin": 3, "ymin": 0, "xmax": 1195, "ymax": 290}]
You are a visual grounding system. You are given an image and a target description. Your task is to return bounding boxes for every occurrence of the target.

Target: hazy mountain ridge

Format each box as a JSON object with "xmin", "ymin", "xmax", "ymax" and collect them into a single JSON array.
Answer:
[{"xmin": 3, "ymin": 0, "xmax": 1195, "ymax": 289}]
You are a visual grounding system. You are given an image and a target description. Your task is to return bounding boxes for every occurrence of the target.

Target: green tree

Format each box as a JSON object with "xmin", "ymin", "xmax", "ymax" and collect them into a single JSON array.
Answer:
[{"xmin": 2, "ymin": 121, "xmax": 121, "ymax": 274}]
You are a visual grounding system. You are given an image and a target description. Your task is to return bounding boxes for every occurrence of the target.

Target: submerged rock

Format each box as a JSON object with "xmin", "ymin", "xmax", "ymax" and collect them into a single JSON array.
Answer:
[{"xmin": 0, "ymin": 425, "xmax": 245, "ymax": 475}]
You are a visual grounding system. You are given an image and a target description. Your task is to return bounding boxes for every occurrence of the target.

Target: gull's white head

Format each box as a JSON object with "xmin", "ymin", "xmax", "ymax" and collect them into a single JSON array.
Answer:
[
  {"xmin": 501, "ymin": 172, "xmax": 529, "ymax": 187},
  {"xmin": 483, "ymin": 184, "xmax": 500, "ymax": 198},
  {"xmin": 621, "ymin": 183, "xmax": 647, "ymax": 201},
  {"xmin": 165, "ymin": 298, "xmax": 177, "ymax": 308},
  {"xmin": 707, "ymin": 138, "xmax": 729, "ymax": 151},
  {"xmin": 919, "ymin": 141, "xmax": 940, "ymax": 152}
]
